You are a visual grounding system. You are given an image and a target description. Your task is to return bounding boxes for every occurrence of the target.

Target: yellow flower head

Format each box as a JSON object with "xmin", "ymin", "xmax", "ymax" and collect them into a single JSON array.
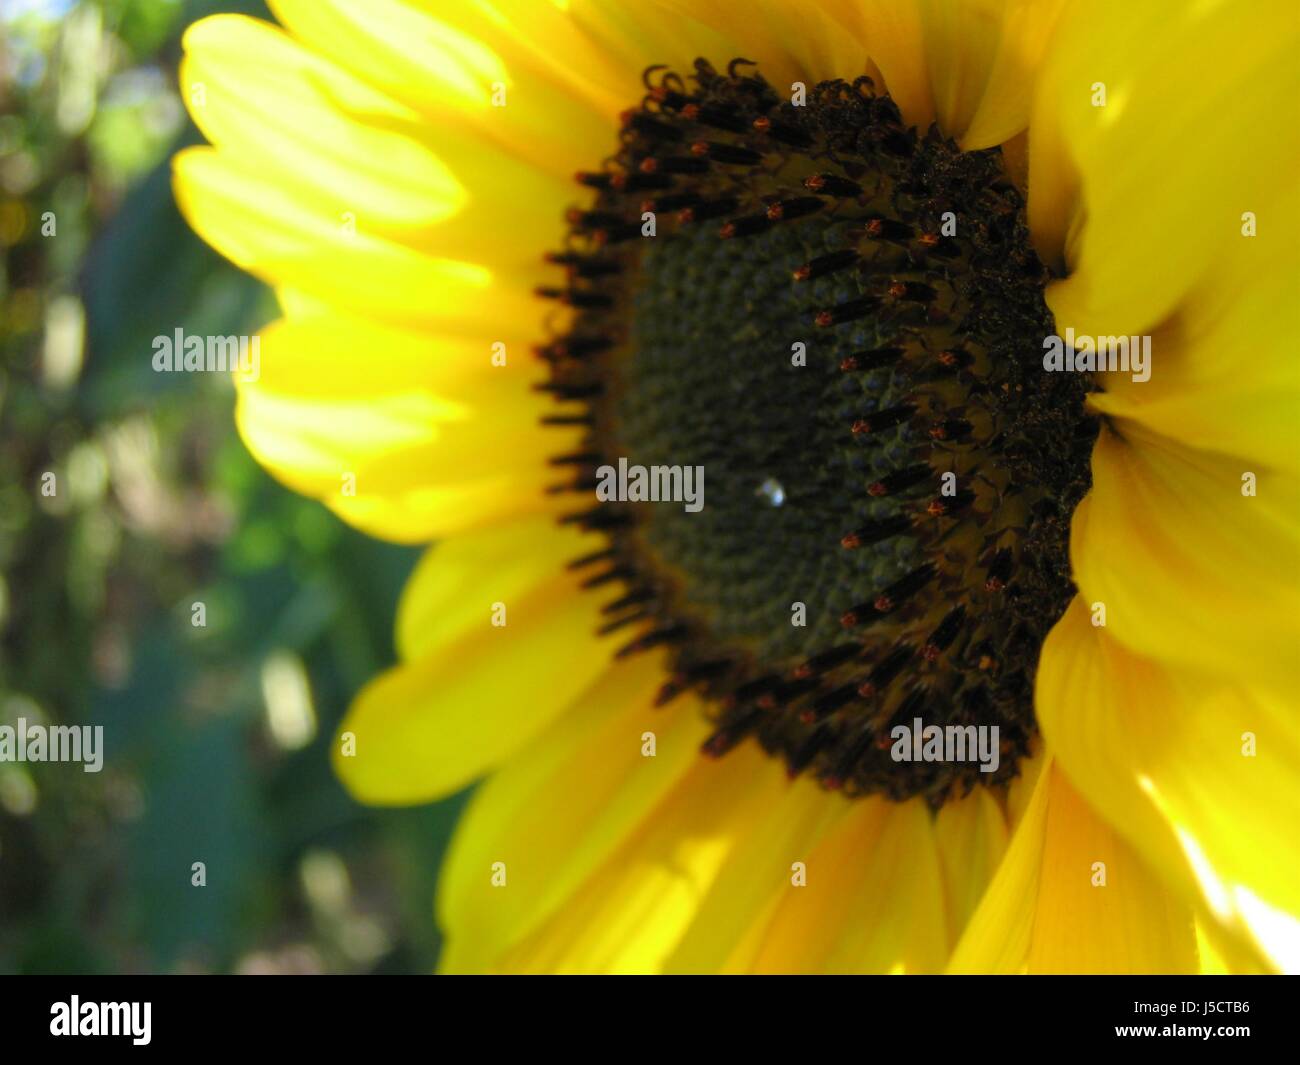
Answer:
[{"xmin": 173, "ymin": 0, "xmax": 1300, "ymax": 974}]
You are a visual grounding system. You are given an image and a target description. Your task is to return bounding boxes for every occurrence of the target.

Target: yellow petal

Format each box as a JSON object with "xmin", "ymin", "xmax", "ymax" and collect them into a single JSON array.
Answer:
[
  {"xmin": 935, "ymin": 0, "xmax": 1067, "ymax": 150},
  {"xmin": 265, "ymin": 0, "xmax": 615, "ymax": 178},
  {"xmin": 181, "ymin": 16, "xmax": 460, "ymax": 226},
  {"xmin": 326, "ymin": 482, "xmax": 552, "ymax": 545},
  {"xmin": 950, "ymin": 758, "xmax": 1197, "ymax": 973},
  {"xmin": 662, "ymin": 776, "xmax": 849, "ymax": 973},
  {"xmin": 1004, "ymin": 741, "xmax": 1046, "ymax": 829},
  {"xmin": 1195, "ymin": 921, "xmax": 1231, "ymax": 976},
  {"xmin": 820, "ymin": 0, "xmax": 934, "ymax": 129},
  {"xmin": 486, "ymin": 741, "xmax": 793, "ymax": 973},
  {"xmin": 651, "ymin": 0, "xmax": 886, "ymax": 106},
  {"xmin": 1036, "ymin": 598, "xmax": 1300, "ymax": 972},
  {"xmin": 947, "ymin": 753, "xmax": 1051, "ymax": 973},
  {"xmin": 559, "ymin": 1, "xmax": 751, "ymax": 109},
  {"xmin": 746, "ymin": 797, "xmax": 948, "ymax": 973},
  {"xmin": 173, "ymin": 148, "xmax": 541, "ymax": 332},
  {"xmin": 183, "ymin": 17, "xmax": 572, "ymax": 277},
  {"xmin": 822, "ymin": 0, "xmax": 1067, "ymax": 148},
  {"xmin": 1026, "ymin": 764, "xmax": 1196, "ymax": 973},
  {"xmin": 934, "ymin": 785, "xmax": 1009, "ymax": 941},
  {"xmin": 1085, "ymin": 183, "xmax": 1300, "ymax": 474},
  {"xmin": 1030, "ymin": 0, "xmax": 1300, "ymax": 326},
  {"xmin": 234, "ymin": 316, "xmax": 575, "ymax": 543},
  {"xmin": 333, "ymin": 535, "xmax": 610, "ymax": 804},
  {"xmin": 920, "ymin": 0, "xmax": 1008, "ymax": 144},
  {"xmin": 394, "ymin": 515, "xmax": 601, "ymax": 664},
  {"xmin": 436, "ymin": 651, "xmax": 711, "ymax": 973},
  {"xmin": 1070, "ymin": 424, "xmax": 1300, "ymax": 691}
]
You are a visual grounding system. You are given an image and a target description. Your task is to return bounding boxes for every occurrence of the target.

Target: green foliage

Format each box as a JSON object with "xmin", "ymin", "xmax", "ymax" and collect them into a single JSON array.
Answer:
[{"xmin": 0, "ymin": 0, "xmax": 467, "ymax": 974}]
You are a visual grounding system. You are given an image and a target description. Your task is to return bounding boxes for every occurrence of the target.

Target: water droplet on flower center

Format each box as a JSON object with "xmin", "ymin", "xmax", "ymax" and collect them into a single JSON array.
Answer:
[{"xmin": 756, "ymin": 478, "xmax": 786, "ymax": 507}]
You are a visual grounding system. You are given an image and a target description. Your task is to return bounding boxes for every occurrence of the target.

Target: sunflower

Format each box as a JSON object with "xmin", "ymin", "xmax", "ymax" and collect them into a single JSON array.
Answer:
[{"xmin": 172, "ymin": 0, "xmax": 1300, "ymax": 974}]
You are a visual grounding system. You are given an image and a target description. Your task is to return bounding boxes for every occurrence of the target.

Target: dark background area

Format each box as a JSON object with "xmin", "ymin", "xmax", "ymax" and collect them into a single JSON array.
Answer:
[{"xmin": 1, "ymin": 0, "xmax": 466, "ymax": 973}]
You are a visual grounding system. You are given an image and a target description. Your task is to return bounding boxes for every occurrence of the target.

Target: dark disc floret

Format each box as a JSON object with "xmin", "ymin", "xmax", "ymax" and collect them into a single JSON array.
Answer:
[{"xmin": 536, "ymin": 58, "xmax": 1098, "ymax": 806}]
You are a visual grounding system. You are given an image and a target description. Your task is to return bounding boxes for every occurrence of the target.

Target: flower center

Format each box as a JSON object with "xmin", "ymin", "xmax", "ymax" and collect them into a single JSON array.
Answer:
[{"xmin": 536, "ymin": 59, "xmax": 1097, "ymax": 805}]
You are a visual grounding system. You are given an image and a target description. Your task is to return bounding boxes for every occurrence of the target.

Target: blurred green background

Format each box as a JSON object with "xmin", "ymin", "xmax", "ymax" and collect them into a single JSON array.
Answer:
[{"xmin": 1, "ymin": 0, "xmax": 466, "ymax": 973}]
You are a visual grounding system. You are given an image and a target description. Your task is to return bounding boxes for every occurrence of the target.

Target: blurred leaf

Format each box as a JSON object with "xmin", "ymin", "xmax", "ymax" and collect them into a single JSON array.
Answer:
[{"xmin": 79, "ymin": 129, "xmax": 273, "ymax": 417}]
